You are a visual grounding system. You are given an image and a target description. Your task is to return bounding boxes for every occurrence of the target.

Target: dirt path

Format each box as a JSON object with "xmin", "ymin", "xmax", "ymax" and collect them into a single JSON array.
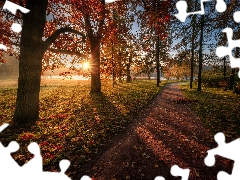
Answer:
[{"xmin": 75, "ymin": 82, "xmax": 233, "ymax": 180}]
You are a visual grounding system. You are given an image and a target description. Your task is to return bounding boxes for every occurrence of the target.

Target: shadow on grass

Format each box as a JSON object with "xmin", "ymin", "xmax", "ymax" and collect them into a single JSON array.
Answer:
[
  {"xmin": 76, "ymin": 83, "xmax": 234, "ymax": 180},
  {"xmin": 181, "ymin": 85, "xmax": 240, "ymax": 141},
  {"xmin": 0, "ymin": 80, "xmax": 166, "ymax": 177}
]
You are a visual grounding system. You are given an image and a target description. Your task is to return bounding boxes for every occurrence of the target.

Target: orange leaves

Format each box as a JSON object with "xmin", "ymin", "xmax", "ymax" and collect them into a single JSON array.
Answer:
[{"xmin": 0, "ymin": 59, "xmax": 6, "ymax": 63}]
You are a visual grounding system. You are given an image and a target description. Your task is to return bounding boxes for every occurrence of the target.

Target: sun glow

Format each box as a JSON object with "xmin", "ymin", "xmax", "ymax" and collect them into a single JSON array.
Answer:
[{"xmin": 83, "ymin": 62, "xmax": 90, "ymax": 70}]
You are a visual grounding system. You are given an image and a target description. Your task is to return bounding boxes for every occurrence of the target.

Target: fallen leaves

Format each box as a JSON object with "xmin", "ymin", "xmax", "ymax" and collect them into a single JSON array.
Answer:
[
  {"xmin": 181, "ymin": 83, "xmax": 240, "ymax": 141},
  {"xmin": 0, "ymin": 80, "xmax": 167, "ymax": 174}
]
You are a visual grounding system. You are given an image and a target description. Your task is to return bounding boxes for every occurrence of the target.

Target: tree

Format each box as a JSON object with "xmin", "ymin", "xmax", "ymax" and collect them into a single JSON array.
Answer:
[
  {"xmin": 197, "ymin": 15, "xmax": 204, "ymax": 91},
  {"xmin": 1, "ymin": 0, "xmax": 136, "ymax": 124},
  {"xmin": 139, "ymin": 0, "xmax": 171, "ymax": 86},
  {"xmin": 1, "ymin": 0, "xmax": 87, "ymax": 124}
]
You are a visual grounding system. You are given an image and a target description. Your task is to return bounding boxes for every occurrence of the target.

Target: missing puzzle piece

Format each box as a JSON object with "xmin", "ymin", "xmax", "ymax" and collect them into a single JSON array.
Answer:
[
  {"xmin": 154, "ymin": 165, "xmax": 190, "ymax": 180},
  {"xmin": 3, "ymin": 0, "xmax": 30, "ymax": 33},
  {"xmin": 0, "ymin": 123, "xmax": 92, "ymax": 180},
  {"xmin": 0, "ymin": 140, "xmax": 21, "ymax": 179},
  {"xmin": 216, "ymin": 28, "xmax": 240, "ymax": 77},
  {"xmin": 175, "ymin": 0, "xmax": 226, "ymax": 22},
  {"xmin": 204, "ymin": 132, "xmax": 240, "ymax": 180}
]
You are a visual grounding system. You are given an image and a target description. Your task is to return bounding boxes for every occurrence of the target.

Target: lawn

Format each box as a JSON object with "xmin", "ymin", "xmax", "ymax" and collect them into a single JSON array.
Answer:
[
  {"xmin": 181, "ymin": 82, "xmax": 240, "ymax": 141},
  {"xmin": 0, "ymin": 79, "xmax": 169, "ymax": 177}
]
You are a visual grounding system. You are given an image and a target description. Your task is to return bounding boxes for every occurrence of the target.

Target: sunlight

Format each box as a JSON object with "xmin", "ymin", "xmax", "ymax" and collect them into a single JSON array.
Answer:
[{"xmin": 83, "ymin": 62, "xmax": 90, "ymax": 70}]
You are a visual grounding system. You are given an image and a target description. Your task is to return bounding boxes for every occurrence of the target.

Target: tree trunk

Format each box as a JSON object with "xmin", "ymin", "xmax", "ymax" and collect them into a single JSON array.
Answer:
[
  {"xmin": 13, "ymin": 0, "xmax": 48, "ymax": 124},
  {"xmin": 230, "ymin": 49, "xmax": 240, "ymax": 90},
  {"xmin": 223, "ymin": 57, "xmax": 227, "ymax": 91},
  {"xmin": 126, "ymin": 56, "xmax": 132, "ymax": 83},
  {"xmin": 156, "ymin": 35, "xmax": 160, "ymax": 87},
  {"xmin": 229, "ymin": 69, "xmax": 235, "ymax": 90},
  {"xmin": 112, "ymin": 41, "xmax": 116, "ymax": 87},
  {"xmin": 190, "ymin": 14, "xmax": 196, "ymax": 89},
  {"xmin": 90, "ymin": 37, "xmax": 101, "ymax": 93},
  {"xmin": 197, "ymin": 15, "xmax": 204, "ymax": 92}
]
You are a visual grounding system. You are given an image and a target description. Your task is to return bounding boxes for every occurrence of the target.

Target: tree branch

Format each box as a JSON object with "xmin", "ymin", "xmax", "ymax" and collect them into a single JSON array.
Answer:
[
  {"xmin": 43, "ymin": 27, "xmax": 86, "ymax": 50},
  {"xmin": 48, "ymin": 48, "xmax": 86, "ymax": 57},
  {"xmin": 98, "ymin": 0, "xmax": 105, "ymax": 37}
]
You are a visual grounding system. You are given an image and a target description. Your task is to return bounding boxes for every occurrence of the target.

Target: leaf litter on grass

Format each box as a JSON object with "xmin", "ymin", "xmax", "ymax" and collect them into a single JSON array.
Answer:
[
  {"xmin": 181, "ymin": 83, "xmax": 240, "ymax": 141},
  {"xmin": 0, "ymin": 80, "xmax": 170, "ymax": 177}
]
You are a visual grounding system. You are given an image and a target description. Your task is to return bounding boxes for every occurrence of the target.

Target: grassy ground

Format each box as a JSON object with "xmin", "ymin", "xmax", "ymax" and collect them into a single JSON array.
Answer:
[
  {"xmin": 181, "ymin": 82, "xmax": 240, "ymax": 141},
  {"xmin": 0, "ymin": 79, "xmax": 171, "ymax": 175}
]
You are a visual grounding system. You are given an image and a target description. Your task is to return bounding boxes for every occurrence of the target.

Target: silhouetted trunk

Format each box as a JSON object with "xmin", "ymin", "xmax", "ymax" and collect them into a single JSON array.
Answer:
[
  {"xmin": 223, "ymin": 57, "xmax": 227, "ymax": 91},
  {"xmin": 230, "ymin": 49, "xmax": 240, "ymax": 90},
  {"xmin": 118, "ymin": 53, "xmax": 123, "ymax": 83},
  {"xmin": 229, "ymin": 69, "xmax": 235, "ymax": 90},
  {"xmin": 14, "ymin": 0, "xmax": 86, "ymax": 124},
  {"xmin": 190, "ymin": 14, "xmax": 196, "ymax": 89},
  {"xmin": 197, "ymin": 15, "xmax": 204, "ymax": 92},
  {"xmin": 112, "ymin": 41, "xmax": 116, "ymax": 87},
  {"xmin": 156, "ymin": 35, "xmax": 160, "ymax": 87},
  {"xmin": 126, "ymin": 56, "xmax": 132, "ymax": 83},
  {"xmin": 223, "ymin": 57, "xmax": 226, "ymax": 81},
  {"xmin": 90, "ymin": 37, "xmax": 101, "ymax": 93},
  {"xmin": 14, "ymin": 0, "xmax": 48, "ymax": 124}
]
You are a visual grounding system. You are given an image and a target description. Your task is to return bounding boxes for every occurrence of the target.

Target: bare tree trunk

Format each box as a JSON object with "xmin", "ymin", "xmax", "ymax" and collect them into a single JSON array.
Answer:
[
  {"xmin": 190, "ymin": 14, "xmax": 196, "ymax": 89},
  {"xmin": 229, "ymin": 69, "xmax": 235, "ymax": 90},
  {"xmin": 112, "ymin": 41, "xmax": 116, "ymax": 87},
  {"xmin": 230, "ymin": 49, "xmax": 240, "ymax": 90},
  {"xmin": 156, "ymin": 35, "xmax": 160, "ymax": 87},
  {"xmin": 197, "ymin": 15, "xmax": 204, "ymax": 92},
  {"xmin": 223, "ymin": 57, "xmax": 227, "ymax": 91},
  {"xmin": 126, "ymin": 56, "xmax": 132, "ymax": 83}
]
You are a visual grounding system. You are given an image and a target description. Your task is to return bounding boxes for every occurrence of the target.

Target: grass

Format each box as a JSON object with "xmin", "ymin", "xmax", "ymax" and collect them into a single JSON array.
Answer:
[
  {"xmin": 181, "ymin": 82, "xmax": 240, "ymax": 141},
  {"xmin": 0, "ymin": 79, "xmax": 170, "ymax": 176}
]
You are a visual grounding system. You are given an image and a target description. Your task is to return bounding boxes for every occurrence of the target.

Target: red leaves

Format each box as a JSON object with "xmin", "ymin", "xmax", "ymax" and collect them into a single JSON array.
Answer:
[
  {"xmin": 41, "ymin": 141, "xmax": 49, "ymax": 146},
  {"xmin": 0, "ymin": 59, "xmax": 6, "ymax": 63},
  {"xmin": 165, "ymin": 14, "xmax": 170, "ymax": 22},
  {"xmin": 20, "ymin": 132, "xmax": 35, "ymax": 141},
  {"xmin": 46, "ymin": 152, "xmax": 55, "ymax": 159},
  {"xmin": 48, "ymin": 113, "xmax": 66, "ymax": 119}
]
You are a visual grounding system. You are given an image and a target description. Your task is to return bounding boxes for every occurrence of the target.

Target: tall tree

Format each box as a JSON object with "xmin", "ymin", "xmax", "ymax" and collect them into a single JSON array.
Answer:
[
  {"xmin": 0, "ymin": 0, "xmax": 95, "ymax": 124},
  {"xmin": 139, "ymin": 0, "xmax": 171, "ymax": 86},
  {"xmin": 197, "ymin": 15, "xmax": 204, "ymax": 91}
]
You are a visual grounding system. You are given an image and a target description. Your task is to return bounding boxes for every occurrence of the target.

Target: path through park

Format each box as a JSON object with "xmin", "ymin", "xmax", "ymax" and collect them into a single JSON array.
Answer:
[{"xmin": 75, "ymin": 83, "xmax": 233, "ymax": 180}]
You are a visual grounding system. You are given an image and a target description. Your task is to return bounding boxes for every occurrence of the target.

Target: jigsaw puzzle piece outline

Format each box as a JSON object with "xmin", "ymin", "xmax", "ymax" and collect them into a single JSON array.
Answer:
[
  {"xmin": 1, "ymin": 1, "xmax": 30, "ymax": 51},
  {"xmin": 204, "ymin": 132, "xmax": 240, "ymax": 180},
  {"xmin": 21, "ymin": 142, "xmax": 43, "ymax": 173},
  {"xmin": 0, "ymin": 141, "xmax": 21, "ymax": 179},
  {"xmin": 3, "ymin": 0, "xmax": 30, "ymax": 15},
  {"xmin": 175, "ymin": 0, "xmax": 226, "ymax": 22},
  {"xmin": 80, "ymin": 175, "xmax": 92, "ymax": 180},
  {"xmin": 0, "ymin": 123, "xmax": 9, "ymax": 133},
  {"xmin": 216, "ymin": 28, "xmax": 240, "ymax": 77},
  {"xmin": 154, "ymin": 164, "xmax": 190, "ymax": 180},
  {"xmin": 233, "ymin": 11, "xmax": 240, "ymax": 23},
  {"xmin": 3, "ymin": 0, "xmax": 30, "ymax": 33}
]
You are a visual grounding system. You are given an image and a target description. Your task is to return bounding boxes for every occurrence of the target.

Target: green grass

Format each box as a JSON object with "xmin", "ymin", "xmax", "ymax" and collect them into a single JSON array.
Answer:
[
  {"xmin": 0, "ymin": 79, "xmax": 171, "ymax": 175},
  {"xmin": 181, "ymin": 82, "xmax": 240, "ymax": 141}
]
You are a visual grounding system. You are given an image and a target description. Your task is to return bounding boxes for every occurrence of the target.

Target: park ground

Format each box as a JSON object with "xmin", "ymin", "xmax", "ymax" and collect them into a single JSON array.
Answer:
[{"xmin": 0, "ymin": 79, "xmax": 239, "ymax": 179}]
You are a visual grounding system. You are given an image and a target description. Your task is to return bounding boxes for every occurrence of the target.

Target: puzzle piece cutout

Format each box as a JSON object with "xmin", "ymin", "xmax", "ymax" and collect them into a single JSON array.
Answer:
[
  {"xmin": 204, "ymin": 132, "xmax": 240, "ymax": 180},
  {"xmin": 216, "ymin": 28, "xmax": 240, "ymax": 77},
  {"xmin": 3, "ymin": 0, "xmax": 30, "ymax": 33},
  {"xmin": 233, "ymin": 11, "xmax": 240, "ymax": 23},
  {"xmin": 175, "ymin": 0, "xmax": 226, "ymax": 22},
  {"xmin": 0, "ymin": 123, "xmax": 92, "ymax": 180},
  {"xmin": 0, "ymin": 0, "xmax": 30, "ymax": 53},
  {"xmin": 154, "ymin": 165, "xmax": 190, "ymax": 180}
]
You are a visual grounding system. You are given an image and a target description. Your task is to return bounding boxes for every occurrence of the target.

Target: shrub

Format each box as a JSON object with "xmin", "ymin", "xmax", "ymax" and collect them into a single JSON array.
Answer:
[{"xmin": 197, "ymin": 70, "xmax": 239, "ymax": 88}]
